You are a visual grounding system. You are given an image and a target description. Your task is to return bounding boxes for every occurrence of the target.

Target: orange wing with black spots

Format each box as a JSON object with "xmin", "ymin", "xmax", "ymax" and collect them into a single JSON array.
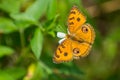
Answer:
[
  {"xmin": 71, "ymin": 23, "xmax": 95, "ymax": 58},
  {"xmin": 71, "ymin": 40, "xmax": 92, "ymax": 59},
  {"xmin": 73, "ymin": 23, "xmax": 95, "ymax": 45},
  {"xmin": 53, "ymin": 39, "xmax": 73, "ymax": 63},
  {"xmin": 53, "ymin": 6, "xmax": 95, "ymax": 63},
  {"xmin": 68, "ymin": 6, "xmax": 86, "ymax": 34}
]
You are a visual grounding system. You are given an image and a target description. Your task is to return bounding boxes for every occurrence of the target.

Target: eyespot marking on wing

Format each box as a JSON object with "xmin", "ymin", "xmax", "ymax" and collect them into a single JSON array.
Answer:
[
  {"xmin": 81, "ymin": 26, "xmax": 89, "ymax": 33},
  {"xmin": 73, "ymin": 48, "xmax": 80, "ymax": 54}
]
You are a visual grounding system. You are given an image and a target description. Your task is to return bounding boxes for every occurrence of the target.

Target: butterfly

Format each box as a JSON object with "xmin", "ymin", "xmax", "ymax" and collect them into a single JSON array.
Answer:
[{"xmin": 53, "ymin": 6, "xmax": 95, "ymax": 63}]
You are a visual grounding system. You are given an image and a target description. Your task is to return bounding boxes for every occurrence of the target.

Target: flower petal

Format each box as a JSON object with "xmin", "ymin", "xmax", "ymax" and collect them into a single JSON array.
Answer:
[
  {"xmin": 57, "ymin": 32, "xmax": 66, "ymax": 38},
  {"xmin": 58, "ymin": 38, "xmax": 66, "ymax": 44}
]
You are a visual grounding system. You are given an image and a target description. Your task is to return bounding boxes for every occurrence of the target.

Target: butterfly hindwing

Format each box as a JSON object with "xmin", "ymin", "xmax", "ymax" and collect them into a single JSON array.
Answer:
[{"xmin": 71, "ymin": 41, "xmax": 92, "ymax": 59}]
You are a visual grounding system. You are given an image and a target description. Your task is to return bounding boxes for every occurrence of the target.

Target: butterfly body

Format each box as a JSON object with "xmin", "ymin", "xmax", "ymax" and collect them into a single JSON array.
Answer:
[{"xmin": 53, "ymin": 6, "xmax": 95, "ymax": 63}]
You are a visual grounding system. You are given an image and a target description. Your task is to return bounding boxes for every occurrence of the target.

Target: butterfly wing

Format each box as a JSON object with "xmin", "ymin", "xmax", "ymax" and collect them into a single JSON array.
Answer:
[
  {"xmin": 53, "ymin": 39, "xmax": 73, "ymax": 63},
  {"xmin": 74, "ymin": 23, "xmax": 95, "ymax": 44},
  {"xmin": 71, "ymin": 23, "xmax": 95, "ymax": 58},
  {"xmin": 53, "ymin": 6, "xmax": 95, "ymax": 63},
  {"xmin": 71, "ymin": 41, "xmax": 92, "ymax": 59},
  {"xmin": 68, "ymin": 6, "xmax": 86, "ymax": 34}
]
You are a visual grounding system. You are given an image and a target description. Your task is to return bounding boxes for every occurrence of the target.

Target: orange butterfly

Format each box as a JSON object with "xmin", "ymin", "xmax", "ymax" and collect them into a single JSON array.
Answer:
[{"xmin": 53, "ymin": 6, "xmax": 95, "ymax": 63}]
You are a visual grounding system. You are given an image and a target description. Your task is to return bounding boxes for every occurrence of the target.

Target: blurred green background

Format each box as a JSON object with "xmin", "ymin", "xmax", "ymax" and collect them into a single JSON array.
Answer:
[{"xmin": 0, "ymin": 0, "xmax": 120, "ymax": 80}]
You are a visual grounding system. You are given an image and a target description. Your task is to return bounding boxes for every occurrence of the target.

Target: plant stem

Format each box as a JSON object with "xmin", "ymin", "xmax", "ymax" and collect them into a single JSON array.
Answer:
[{"xmin": 19, "ymin": 29, "xmax": 25, "ymax": 51}]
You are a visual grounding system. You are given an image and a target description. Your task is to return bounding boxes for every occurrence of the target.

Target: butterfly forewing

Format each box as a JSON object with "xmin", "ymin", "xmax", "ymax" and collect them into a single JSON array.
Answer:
[
  {"xmin": 73, "ymin": 23, "xmax": 95, "ymax": 45},
  {"xmin": 68, "ymin": 6, "xmax": 86, "ymax": 34},
  {"xmin": 53, "ymin": 39, "xmax": 73, "ymax": 63}
]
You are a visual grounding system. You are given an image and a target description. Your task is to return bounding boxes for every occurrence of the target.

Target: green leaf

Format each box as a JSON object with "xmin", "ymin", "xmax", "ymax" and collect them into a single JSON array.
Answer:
[
  {"xmin": 29, "ymin": 62, "xmax": 46, "ymax": 80},
  {"xmin": 25, "ymin": 0, "xmax": 49, "ymax": 20},
  {"xmin": 30, "ymin": 62, "xmax": 52, "ymax": 80},
  {"xmin": 10, "ymin": 13, "xmax": 37, "ymax": 30},
  {"xmin": 55, "ymin": 25, "xmax": 67, "ymax": 33},
  {"xmin": 0, "ymin": 67, "xmax": 25, "ymax": 80},
  {"xmin": 0, "ymin": 71, "xmax": 14, "ymax": 80},
  {"xmin": 39, "ymin": 61, "xmax": 52, "ymax": 74},
  {"xmin": 0, "ymin": 0, "xmax": 21, "ymax": 13},
  {"xmin": 30, "ymin": 28, "xmax": 43, "ymax": 60},
  {"xmin": 11, "ymin": 13, "xmax": 37, "ymax": 23},
  {"xmin": 0, "ymin": 17, "xmax": 17, "ymax": 33},
  {"xmin": 5, "ymin": 67, "xmax": 26, "ymax": 80},
  {"xmin": 0, "ymin": 46, "xmax": 14, "ymax": 58},
  {"xmin": 10, "ymin": 0, "xmax": 49, "ymax": 30},
  {"xmin": 48, "ymin": 31, "xmax": 55, "ymax": 37},
  {"xmin": 47, "ymin": 0, "xmax": 57, "ymax": 20}
]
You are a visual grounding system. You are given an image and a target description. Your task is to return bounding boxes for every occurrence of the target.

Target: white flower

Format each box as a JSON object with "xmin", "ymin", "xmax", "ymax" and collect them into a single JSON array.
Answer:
[
  {"xmin": 57, "ymin": 32, "xmax": 66, "ymax": 38},
  {"xmin": 57, "ymin": 30, "xmax": 70, "ymax": 44},
  {"xmin": 57, "ymin": 32, "xmax": 66, "ymax": 44}
]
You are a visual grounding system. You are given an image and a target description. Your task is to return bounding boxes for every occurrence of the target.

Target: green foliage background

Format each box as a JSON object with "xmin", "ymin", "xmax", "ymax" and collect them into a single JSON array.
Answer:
[{"xmin": 0, "ymin": 0, "xmax": 120, "ymax": 80}]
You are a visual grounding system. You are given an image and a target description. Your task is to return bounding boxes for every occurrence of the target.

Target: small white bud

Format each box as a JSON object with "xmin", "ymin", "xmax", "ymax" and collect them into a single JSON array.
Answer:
[{"xmin": 57, "ymin": 32, "xmax": 66, "ymax": 38}]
